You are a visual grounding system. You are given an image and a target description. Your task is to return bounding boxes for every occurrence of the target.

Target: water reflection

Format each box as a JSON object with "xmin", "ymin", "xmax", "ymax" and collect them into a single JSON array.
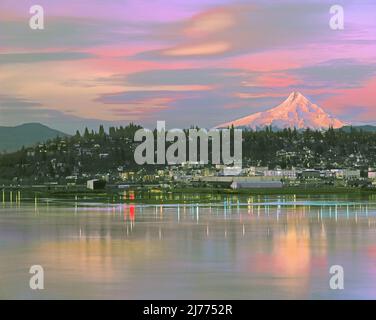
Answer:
[{"xmin": 1, "ymin": 194, "xmax": 376, "ymax": 299}]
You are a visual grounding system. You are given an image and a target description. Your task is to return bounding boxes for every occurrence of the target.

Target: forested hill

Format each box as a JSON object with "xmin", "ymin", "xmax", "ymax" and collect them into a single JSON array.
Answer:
[{"xmin": 0, "ymin": 124, "xmax": 376, "ymax": 183}]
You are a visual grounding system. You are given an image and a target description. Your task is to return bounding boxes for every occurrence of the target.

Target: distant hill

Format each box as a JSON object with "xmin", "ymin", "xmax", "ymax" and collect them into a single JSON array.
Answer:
[
  {"xmin": 0, "ymin": 123, "xmax": 68, "ymax": 153},
  {"xmin": 338, "ymin": 125, "xmax": 376, "ymax": 133}
]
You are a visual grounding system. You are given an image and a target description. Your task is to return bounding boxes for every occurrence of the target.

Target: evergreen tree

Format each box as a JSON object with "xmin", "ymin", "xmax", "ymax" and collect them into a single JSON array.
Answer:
[
  {"xmin": 99, "ymin": 125, "xmax": 105, "ymax": 137},
  {"xmin": 84, "ymin": 127, "xmax": 90, "ymax": 139}
]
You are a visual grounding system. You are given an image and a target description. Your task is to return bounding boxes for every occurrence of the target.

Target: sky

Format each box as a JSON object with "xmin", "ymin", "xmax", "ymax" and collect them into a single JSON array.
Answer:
[{"xmin": 0, "ymin": 0, "xmax": 375, "ymax": 133}]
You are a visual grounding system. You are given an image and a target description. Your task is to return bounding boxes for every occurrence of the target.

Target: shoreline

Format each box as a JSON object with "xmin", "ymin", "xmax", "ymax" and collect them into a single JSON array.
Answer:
[{"xmin": 2, "ymin": 185, "xmax": 376, "ymax": 204}]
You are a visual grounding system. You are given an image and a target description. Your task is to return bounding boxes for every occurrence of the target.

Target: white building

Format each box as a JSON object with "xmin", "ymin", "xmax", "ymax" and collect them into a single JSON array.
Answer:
[
  {"xmin": 264, "ymin": 169, "xmax": 297, "ymax": 179},
  {"xmin": 247, "ymin": 166, "xmax": 269, "ymax": 176},
  {"xmin": 222, "ymin": 166, "xmax": 242, "ymax": 176},
  {"xmin": 368, "ymin": 171, "xmax": 376, "ymax": 179},
  {"xmin": 332, "ymin": 169, "xmax": 361, "ymax": 179},
  {"xmin": 87, "ymin": 179, "xmax": 106, "ymax": 190}
]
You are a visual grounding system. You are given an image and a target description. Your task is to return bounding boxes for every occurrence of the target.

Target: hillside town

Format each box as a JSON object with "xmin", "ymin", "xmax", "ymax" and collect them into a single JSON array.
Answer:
[{"xmin": 1, "ymin": 124, "xmax": 376, "ymax": 191}]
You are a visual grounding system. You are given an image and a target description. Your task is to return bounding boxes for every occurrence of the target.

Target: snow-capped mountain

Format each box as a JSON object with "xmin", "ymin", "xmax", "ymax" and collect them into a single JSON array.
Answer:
[{"xmin": 217, "ymin": 92, "xmax": 346, "ymax": 129}]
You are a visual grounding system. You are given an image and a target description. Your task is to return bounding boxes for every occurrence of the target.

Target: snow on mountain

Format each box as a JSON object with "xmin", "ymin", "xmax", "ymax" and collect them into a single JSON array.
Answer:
[{"xmin": 217, "ymin": 92, "xmax": 346, "ymax": 129}]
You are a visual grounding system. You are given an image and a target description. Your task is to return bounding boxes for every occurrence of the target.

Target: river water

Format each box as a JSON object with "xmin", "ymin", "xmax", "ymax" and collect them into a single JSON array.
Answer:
[{"xmin": 1, "ymin": 194, "xmax": 376, "ymax": 299}]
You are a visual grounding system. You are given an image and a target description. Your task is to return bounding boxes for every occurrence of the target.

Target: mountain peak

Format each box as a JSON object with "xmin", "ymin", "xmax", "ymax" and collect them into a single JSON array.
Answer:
[
  {"xmin": 288, "ymin": 91, "xmax": 304, "ymax": 100},
  {"xmin": 217, "ymin": 92, "xmax": 347, "ymax": 130},
  {"xmin": 286, "ymin": 91, "xmax": 308, "ymax": 104},
  {"xmin": 277, "ymin": 92, "xmax": 321, "ymax": 114}
]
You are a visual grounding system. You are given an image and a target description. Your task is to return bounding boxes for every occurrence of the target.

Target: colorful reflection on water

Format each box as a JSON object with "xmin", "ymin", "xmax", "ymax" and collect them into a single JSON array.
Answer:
[{"xmin": 1, "ymin": 194, "xmax": 376, "ymax": 299}]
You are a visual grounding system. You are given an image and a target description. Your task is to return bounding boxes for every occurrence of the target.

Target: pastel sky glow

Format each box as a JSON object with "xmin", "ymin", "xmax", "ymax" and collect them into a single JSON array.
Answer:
[{"xmin": 0, "ymin": 0, "xmax": 375, "ymax": 133}]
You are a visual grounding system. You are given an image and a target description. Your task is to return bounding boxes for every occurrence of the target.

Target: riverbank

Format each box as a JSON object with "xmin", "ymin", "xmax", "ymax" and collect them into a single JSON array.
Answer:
[{"xmin": 2, "ymin": 185, "xmax": 376, "ymax": 204}]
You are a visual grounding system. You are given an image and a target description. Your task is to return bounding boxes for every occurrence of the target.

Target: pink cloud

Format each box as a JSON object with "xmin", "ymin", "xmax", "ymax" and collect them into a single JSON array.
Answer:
[
  {"xmin": 255, "ymin": 73, "xmax": 301, "ymax": 88},
  {"xmin": 229, "ymin": 51, "xmax": 302, "ymax": 72},
  {"xmin": 322, "ymin": 78, "xmax": 376, "ymax": 121}
]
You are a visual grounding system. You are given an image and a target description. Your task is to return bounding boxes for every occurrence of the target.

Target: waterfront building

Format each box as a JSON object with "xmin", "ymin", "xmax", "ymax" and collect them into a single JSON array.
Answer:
[
  {"xmin": 230, "ymin": 180, "xmax": 283, "ymax": 189},
  {"xmin": 86, "ymin": 179, "xmax": 106, "ymax": 190}
]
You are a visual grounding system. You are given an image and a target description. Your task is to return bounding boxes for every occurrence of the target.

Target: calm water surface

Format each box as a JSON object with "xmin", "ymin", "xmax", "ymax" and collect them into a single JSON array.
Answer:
[{"xmin": 1, "ymin": 194, "xmax": 376, "ymax": 299}]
